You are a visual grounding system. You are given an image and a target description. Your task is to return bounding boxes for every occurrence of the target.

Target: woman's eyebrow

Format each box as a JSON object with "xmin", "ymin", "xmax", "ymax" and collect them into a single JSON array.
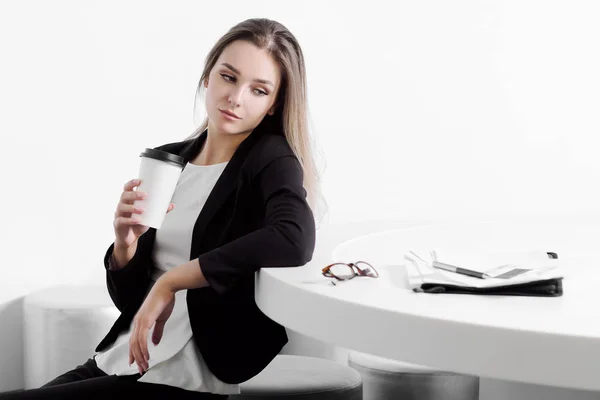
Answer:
[{"xmin": 220, "ymin": 62, "xmax": 274, "ymax": 87}]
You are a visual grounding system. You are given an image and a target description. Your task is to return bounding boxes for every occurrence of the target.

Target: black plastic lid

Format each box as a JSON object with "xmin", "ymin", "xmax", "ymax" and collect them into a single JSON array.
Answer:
[{"xmin": 140, "ymin": 148, "xmax": 185, "ymax": 168}]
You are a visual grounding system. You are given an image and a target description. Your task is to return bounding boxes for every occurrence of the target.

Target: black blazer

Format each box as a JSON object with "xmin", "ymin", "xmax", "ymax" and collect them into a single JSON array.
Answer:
[{"xmin": 94, "ymin": 120, "xmax": 316, "ymax": 384}]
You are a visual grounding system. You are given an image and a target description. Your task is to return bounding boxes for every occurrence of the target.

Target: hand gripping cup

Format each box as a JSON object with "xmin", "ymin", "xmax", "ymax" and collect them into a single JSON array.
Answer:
[{"xmin": 134, "ymin": 148, "xmax": 185, "ymax": 229}]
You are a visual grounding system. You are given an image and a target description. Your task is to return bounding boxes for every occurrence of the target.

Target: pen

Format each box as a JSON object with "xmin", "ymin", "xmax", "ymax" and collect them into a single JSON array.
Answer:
[{"xmin": 432, "ymin": 261, "xmax": 491, "ymax": 280}]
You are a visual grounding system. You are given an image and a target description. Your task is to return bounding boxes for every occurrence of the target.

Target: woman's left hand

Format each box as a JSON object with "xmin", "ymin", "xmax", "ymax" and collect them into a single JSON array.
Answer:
[{"xmin": 129, "ymin": 280, "xmax": 176, "ymax": 375}]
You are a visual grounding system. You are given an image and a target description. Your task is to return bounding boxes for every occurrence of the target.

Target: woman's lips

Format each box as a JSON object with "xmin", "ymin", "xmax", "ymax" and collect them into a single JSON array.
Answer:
[{"xmin": 219, "ymin": 110, "xmax": 240, "ymax": 120}]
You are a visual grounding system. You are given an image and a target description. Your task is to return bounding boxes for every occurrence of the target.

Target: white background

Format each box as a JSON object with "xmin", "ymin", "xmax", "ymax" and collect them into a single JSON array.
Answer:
[{"xmin": 1, "ymin": 0, "xmax": 599, "ymax": 289}]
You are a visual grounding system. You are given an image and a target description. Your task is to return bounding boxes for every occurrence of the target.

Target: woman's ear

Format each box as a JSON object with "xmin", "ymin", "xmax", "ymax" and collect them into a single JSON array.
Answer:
[
  {"xmin": 204, "ymin": 79, "xmax": 209, "ymax": 88},
  {"xmin": 268, "ymin": 103, "xmax": 278, "ymax": 116}
]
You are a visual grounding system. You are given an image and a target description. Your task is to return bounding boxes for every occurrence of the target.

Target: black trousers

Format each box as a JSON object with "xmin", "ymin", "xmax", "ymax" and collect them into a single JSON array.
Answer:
[{"xmin": 0, "ymin": 356, "xmax": 229, "ymax": 399}]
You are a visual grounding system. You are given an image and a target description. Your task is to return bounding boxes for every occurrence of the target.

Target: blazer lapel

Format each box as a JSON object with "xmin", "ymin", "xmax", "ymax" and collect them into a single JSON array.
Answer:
[{"xmin": 177, "ymin": 127, "xmax": 267, "ymax": 253}]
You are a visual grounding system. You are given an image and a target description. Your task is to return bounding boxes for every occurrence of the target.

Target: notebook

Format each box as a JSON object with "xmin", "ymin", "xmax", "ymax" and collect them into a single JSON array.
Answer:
[{"xmin": 403, "ymin": 249, "xmax": 564, "ymax": 297}]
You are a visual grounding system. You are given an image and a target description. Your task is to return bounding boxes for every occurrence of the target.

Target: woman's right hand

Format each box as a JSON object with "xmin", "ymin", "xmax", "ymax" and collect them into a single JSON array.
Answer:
[{"xmin": 114, "ymin": 178, "xmax": 174, "ymax": 249}]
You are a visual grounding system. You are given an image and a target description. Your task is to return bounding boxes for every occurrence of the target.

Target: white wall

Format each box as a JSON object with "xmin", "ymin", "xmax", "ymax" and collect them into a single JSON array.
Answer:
[
  {"xmin": 2, "ymin": 0, "xmax": 600, "ymax": 288},
  {"xmin": 1, "ymin": 0, "xmax": 599, "ymax": 393}
]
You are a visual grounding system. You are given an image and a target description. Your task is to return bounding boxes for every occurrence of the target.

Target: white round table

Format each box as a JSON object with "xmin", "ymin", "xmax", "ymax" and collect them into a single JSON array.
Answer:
[{"xmin": 255, "ymin": 220, "xmax": 600, "ymax": 399}]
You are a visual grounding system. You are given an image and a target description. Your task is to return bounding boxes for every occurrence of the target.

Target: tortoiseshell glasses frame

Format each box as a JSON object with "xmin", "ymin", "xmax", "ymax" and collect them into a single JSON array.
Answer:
[{"xmin": 322, "ymin": 261, "xmax": 379, "ymax": 284}]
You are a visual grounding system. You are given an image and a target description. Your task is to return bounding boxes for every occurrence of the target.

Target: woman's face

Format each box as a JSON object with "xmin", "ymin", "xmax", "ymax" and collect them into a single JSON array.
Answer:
[{"xmin": 205, "ymin": 40, "xmax": 281, "ymax": 136}]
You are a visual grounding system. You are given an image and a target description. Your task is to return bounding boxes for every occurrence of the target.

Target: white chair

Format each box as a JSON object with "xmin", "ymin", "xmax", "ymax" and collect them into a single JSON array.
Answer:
[
  {"xmin": 22, "ymin": 285, "xmax": 119, "ymax": 389},
  {"xmin": 233, "ymin": 354, "xmax": 363, "ymax": 399}
]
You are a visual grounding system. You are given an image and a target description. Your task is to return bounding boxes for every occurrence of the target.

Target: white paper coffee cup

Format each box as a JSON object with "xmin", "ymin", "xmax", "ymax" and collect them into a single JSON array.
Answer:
[{"xmin": 133, "ymin": 148, "xmax": 185, "ymax": 229}]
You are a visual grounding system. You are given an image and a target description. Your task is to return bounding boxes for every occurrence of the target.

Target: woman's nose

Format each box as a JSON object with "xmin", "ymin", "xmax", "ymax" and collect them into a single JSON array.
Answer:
[{"xmin": 228, "ymin": 88, "xmax": 243, "ymax": 108}]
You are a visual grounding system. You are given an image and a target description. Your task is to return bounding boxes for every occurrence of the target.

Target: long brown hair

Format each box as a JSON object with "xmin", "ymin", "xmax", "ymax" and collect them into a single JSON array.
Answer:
[{"xmin": 185, "ymin": 18, "xmax": 328, "ymax": 226}]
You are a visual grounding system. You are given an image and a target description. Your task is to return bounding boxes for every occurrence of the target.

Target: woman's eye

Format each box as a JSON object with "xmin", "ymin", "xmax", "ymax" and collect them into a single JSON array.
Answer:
[{"xmin": 220, "ymin": 73, "xmax": 266, "ymax": 96}]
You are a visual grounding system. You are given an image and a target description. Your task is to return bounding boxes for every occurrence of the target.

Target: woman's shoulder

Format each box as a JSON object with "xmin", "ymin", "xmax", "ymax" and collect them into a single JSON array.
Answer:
[
  {"xmin": 246, "ymin": 132, "xmax": 298, "ymax": 173},
  {"xmin": 255, "ymin": 132, "xmax": 294, "ymax": 157}
]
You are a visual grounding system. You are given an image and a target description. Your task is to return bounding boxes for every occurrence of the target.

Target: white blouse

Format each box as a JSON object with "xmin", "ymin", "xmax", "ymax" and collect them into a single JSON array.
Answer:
[{"xmin": 94, "ymin": 161, "xmax": 240, "ymax": 395}]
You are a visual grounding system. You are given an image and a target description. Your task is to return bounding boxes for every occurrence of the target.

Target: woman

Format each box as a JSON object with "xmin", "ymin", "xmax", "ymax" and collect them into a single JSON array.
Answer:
[{"xmin": 1, "ymin": 17, "xmax": 323, "ymax": 399}]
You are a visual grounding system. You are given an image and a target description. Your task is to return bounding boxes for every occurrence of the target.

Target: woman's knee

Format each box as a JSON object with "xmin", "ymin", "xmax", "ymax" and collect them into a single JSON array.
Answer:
[{"xmin": 41, "ymin": 357, "xmax": 106, "ymax": 387}]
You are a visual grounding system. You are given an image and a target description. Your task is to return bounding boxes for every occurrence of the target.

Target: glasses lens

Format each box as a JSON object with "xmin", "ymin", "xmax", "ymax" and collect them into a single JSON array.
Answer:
[
  {"xmin": 328, "ymin": 264, "xmax": 356, "ymax": 280},
  {"xmin": 355, "ymin": 262, "xmax": 378, "ymax": 277}
]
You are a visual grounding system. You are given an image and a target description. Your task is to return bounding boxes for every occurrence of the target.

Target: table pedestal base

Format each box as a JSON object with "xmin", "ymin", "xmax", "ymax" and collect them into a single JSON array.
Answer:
[{"xmin": 480, "ymin": 378, "xmax": 600, "ymax": 400}]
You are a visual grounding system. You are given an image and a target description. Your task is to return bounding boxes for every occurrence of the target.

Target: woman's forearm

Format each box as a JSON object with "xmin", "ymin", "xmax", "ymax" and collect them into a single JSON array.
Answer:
[
  {"xmin": 112, "ymin": 240, "xmax": 138, "ymax": 270},
  {"xmin": 160, "ymin": 259, "xmax": 209, "ymax": 291}
]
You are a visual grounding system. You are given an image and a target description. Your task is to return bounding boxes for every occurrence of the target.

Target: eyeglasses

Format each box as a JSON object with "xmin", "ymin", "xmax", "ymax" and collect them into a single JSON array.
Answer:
[{"xmin": 322, "ymin": 261, "xmax": 379, "ymax": 285}]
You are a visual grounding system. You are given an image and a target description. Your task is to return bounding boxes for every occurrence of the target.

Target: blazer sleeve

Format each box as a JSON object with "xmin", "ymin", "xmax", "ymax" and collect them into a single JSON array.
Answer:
[
  {"xmin": 103, "ymin": 236, "xmax": 153, "ymax": 312},
  {"xmin": 197, "ymin": 154, "xmax": 316, "ymax": 296}
]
